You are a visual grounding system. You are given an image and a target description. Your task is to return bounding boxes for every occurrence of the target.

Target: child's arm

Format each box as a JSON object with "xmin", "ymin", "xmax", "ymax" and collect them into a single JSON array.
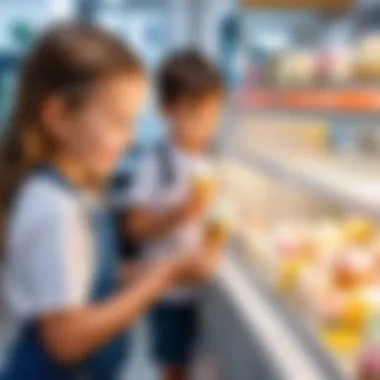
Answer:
[
  {"xmin": 126, "ymin": 153, "xmax": 214, "ymax": 241},
  {"xmin": 11, "ymin": 199, "xmax": 215, "ymax": 366},
  {"xmin": 121, "ymin": 237, "xmax": 228, "ymax": 289},
  {"xmin": 175, "ymin": 234, "xmax": 229, "ymax": 285},
  {"xmin": 38, "ymin": 245, "xmax": 223, "ymax": 365},
  {"xmin": 126, "ymin": 191, "xmax": 204, "ymax": 241},
  {"xmin": 37, "ymin": 255, "xmax": 191, "ymax": 365}
]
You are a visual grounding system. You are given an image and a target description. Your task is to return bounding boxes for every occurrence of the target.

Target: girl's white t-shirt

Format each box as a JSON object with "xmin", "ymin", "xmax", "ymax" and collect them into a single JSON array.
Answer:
[{"xmin": 0, "ymin": 176, "xmax": 95, "ymax": 364}]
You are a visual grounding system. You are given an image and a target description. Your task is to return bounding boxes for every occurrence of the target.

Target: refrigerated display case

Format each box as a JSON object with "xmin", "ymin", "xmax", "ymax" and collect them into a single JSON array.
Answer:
[{"xmin": 199, "ymin": 89, "xmax": 380, "ymax": 380}]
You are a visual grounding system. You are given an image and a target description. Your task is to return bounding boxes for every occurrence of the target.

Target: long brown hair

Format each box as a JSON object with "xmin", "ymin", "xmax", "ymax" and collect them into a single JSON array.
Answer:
[{"xmin": 0, "ymin": 22, "xmax": 143, "ymax": 249}]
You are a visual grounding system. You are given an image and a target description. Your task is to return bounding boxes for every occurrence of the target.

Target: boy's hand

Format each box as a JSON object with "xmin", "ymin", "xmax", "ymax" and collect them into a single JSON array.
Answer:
[{"xmin": 179, "ymin": 181, "xmax": 218, "ymax": 222}]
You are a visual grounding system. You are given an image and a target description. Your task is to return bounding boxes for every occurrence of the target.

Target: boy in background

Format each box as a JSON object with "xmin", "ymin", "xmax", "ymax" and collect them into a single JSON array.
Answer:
[{"xmin": 127, "ymin": 51, "xmax": 225, "ymax": 380}]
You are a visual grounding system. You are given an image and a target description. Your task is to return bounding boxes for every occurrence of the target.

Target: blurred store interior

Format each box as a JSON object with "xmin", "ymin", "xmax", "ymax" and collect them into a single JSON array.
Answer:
[
  {"xmin": 0, "ymin": 0, "xmax": 240, "ymax": 145},
  {"xmin": 3, "ymin": 0, "xmax": 380, "ymax": 379}
]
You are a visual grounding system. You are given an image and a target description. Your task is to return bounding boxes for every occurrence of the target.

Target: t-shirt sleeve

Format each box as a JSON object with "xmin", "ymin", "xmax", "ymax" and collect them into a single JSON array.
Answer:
[
  {"xmin": 128, "ymin": 153, "xmax": 158, "ymax": 207},
  {"xmin": 5, "ymin": 185, "xmax": 93, "ymax": 317}
]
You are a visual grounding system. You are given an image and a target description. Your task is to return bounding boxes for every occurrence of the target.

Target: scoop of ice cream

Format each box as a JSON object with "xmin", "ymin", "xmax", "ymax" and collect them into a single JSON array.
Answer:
[
  {"xmin": 297, "ymin": 265, "xmax": 331, "ymax": 306},
  {"xmin": 271, "ymin": 224, "xmax": 310, "ymax": 260},
  {"xmin": 207, "ymin": 197, "xmax": 236, "ymax": 227},
  {"xmin": 332, "ymin": 248, "xmax": 374, "ymax": 289},
  {"xmin": 340, "ymin": 249, "xmax": 373, "ymax": 272},
  {"xmin": 313, "ymin": 220, "xmax": 343, "ymax": 262},
  {"xmin": 357, "ymin": 345, "xmax": 380, "ymax": 379},
  {"xmin": 192, "ymin": 159, "xmax": 217, "ymax": 182},
  {"xmin": 342, "ymin": 217, "xmax": 376, "ymax": 245}
]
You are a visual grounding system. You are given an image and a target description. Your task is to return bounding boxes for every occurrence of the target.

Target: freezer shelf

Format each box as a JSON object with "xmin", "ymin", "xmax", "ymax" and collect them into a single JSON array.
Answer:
[
  {"xmin": 228, "ymin": 148, "xmax": 380, "ymax": 220},
  {"xmin": 200, "ymin": 252, "xmax": 347, "ymax": 380}
]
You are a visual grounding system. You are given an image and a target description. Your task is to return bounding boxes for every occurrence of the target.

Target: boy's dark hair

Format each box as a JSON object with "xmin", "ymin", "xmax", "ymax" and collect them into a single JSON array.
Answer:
[{"xmin": 157, "ymin": 50, "xmax": 224, "ymax": 106}]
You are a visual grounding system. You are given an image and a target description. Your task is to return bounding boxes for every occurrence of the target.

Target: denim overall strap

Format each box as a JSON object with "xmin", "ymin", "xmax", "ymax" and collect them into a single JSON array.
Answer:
[
  {"xmin": 1, "ymin": 166, "xmax": 128, "ymax": 380},
  {"xmin": 85, "ymin": 208, "xmax": 128, "ymax": 380}
]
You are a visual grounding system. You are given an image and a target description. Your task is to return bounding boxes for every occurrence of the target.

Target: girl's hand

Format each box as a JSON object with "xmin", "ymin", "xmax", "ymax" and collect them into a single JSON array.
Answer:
[
  {"xmin": 171, "ymin": 246, "xmax": 224, "ymax": 285},
  {"xmin": 191, "ymin": 228, "xmax": 231, "ymax": 282}
]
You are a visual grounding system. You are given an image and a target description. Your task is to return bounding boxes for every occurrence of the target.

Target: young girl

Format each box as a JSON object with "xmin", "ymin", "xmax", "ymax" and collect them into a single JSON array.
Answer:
[{"xmin": 0, "ymin": 24, "xmax": 220, "ymax": 380}]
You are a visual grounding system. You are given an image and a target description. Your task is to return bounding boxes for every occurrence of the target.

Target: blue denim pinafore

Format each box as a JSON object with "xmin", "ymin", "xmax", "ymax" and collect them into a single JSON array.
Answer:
[{"xmin": 1, "ymin": 167, "xmax": 129, "ymax": 380}]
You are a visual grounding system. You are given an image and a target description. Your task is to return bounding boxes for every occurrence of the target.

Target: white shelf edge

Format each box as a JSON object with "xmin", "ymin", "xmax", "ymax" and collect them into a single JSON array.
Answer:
[
  {"xmin": 216, "ymin": 255, "xmax": 331, "ymax": 380},
  {"xmin": 230, "ymin": 150, "xmax": 380, "ymax": 220}
]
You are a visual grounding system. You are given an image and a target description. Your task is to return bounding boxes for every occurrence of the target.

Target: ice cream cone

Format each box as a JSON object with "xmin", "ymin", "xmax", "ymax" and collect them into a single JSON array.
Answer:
[
  {"xmin": 205, "ymin": 198, "xmax": 235, "ymax": 246},
  {"xmin": 192, "ymin": 160, "xmax": 218, "ymax": 203},
  {"xmin": 206, "ymin": 218, "xmax": 231, "ymax": 245}
]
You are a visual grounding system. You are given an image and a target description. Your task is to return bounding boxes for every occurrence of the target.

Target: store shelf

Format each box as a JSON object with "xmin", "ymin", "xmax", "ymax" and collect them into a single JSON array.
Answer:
[
  {"xmin": 241, "ymin": 0, "xmax": 351, "ymax": 11},
  {"xmin": 208, "ymin": 252, "xmax": 346, "ymax": 380},
  {"xmin": 229, "ymin": 149, "xmax": 380, "ymax": 219},
  {"xmin": 236, "ymin": 87, "xmax": 380, "ymax": 113}
]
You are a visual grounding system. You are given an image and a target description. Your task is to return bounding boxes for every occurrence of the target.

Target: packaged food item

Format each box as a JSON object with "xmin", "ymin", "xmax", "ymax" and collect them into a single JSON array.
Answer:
[
  {"xmin": 332, "ymin": 248, "xmax": 374, "ymax": 290},
  {"xmin": 342, "ymin": 294, "xmax": 369, "ymax": 330},
  {"xmin": 275, "ymin": 51, "xmax": 317, "ymax": 85},
  {"xmin": 296, "ymin": 264, "xmax": 332, "ymax": 309},
  {"xmin": 342, "ymin": 217, "xmax": 376, "ymax": 245},
  {"xmin": 271, "ymin": 224, "xmax": 301, "ymax": 259},
  {"xmin": 275, "ymin": 259, "xmax": 310, "ymax": 294},
  {"xmin": 322, "ymin": 288, "xmax": 379, "ymax": 336},
  {"xmin": 354, "ymin": 34, "xmax": 380, "ymax": 80},
  {"xmin": 320, "ymin": 293, "xmax": 366, "ymax": 356},
  {"xmin": 369, "ymin": 239, "xmax": 380, "ymax": 278},
  {"xmin": 313, "ymin": 220, "xmax": 343, "ymax": 265},
  {"xmin": 271, "ymin": 223, "xmax": 316, "ymax": 261},
  {"xmin": 323, "ymin": 47, "xmax": 353, "ymax": 83},
  {"xmin": 304, "ymin": 123, "xmax": 331, "ymax": 152},
  {"xmin": 292, "ymin": 51, "xmax": 318, "ymax": 84},
  {"xmin": 321, "ymin": 325, "xmax": 362, "ymax": 356},
  {"xmin": 356, "ymin": 305, "xmax": 380, "ymax": 380}
]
